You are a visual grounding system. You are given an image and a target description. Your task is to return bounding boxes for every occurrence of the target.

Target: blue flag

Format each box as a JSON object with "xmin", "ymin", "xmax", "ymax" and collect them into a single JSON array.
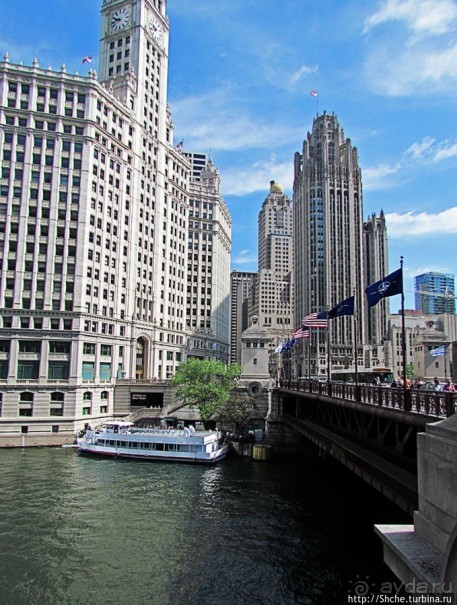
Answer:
[
  {"xmin": 365, "ymin": 268, "xmax": 403, "ymax": 308},
  {"xmin": 328, "ymin": 295, "xmax": 355, "ymax": 319}
]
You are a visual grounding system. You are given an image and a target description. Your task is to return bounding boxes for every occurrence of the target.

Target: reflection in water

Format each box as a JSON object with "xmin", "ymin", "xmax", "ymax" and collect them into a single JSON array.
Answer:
[{"xmin": 0, "ymin": 449, "xmax": 407, "ymax": 605}]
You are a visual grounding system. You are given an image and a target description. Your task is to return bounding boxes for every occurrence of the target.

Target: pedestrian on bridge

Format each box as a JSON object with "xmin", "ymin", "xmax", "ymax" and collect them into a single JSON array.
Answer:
[{"xmin": 443, "ymin": 379, "xmax": 455, "ymax": 392}]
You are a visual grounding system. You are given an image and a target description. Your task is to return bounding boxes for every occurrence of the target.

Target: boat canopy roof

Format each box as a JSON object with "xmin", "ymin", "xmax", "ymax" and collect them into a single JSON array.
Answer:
[{"xmin": 103, "ymin": 421, "xmax": 134, "ymax": 427}]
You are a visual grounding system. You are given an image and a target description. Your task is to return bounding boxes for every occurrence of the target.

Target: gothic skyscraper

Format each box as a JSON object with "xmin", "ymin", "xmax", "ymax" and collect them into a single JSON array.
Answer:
[
  {"xmin": 293, "ymin": 113, "xmax": 365, "ymax": 377},
  {"xmin": 363, "ymin": 210, "xmax": 389, "ymax": 367}
]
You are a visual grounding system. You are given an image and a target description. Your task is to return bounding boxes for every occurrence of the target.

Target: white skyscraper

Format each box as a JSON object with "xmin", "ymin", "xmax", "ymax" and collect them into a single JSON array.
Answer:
[
  {"xmin": 184, "ymin": 153, "xmax": 231, "ymax": 363},
  {"xmin": 256, "ymin": 181, "xmax": 294, "ymax": 350},
  {"xmin": 0, "ymin": 0, "xmax": 231, "ymax": 443}
]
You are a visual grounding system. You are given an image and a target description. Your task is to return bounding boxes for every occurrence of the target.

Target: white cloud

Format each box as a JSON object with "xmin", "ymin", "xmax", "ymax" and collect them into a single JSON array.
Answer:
[
  {"xmin": 171, "ymin": 88, "xmax": 303, "ymax": 152},
  {"xmin": 363, "ymin": 41, "xmax": 457, "ymax": 96},
  {"xmin": 433, "ymin": 142, "xmax": 457, "ymax": 161},
  {"xmin": 290, "ymin": 64, "xmax": 318, "ymax": 84},
  {"xmin": 385, "ymin": 206, "xmax": 457, "ymax": 236},
  {"xmin": 222, "ymin": 156, "xmax": 294, "ymax": 196},
  {"xmin": 406, "ymin": 263, "xmax": 454, "ymax": 277},
  {"xmin": 404, "ymin": 136, "xmax": 457, "ymax": 163},
  {"xmin": 422, "ymin": 43, "xmax": 457, "ymax": 80},
  {"xmin": 232, "ymin": 249, "xmax": 257, "ymax": 266},
  {"xmin": 364, "ymin": 0, "xmax": 457, "ymax": 39},
  {"xmin": 405, "ymin": 136, "xmax": 436, "ymax": 160},
  {"xmin": 363, "ymin": 1, "xmax": 457, "ymax": 96},
  {"xmin": 362, "ymin": 163, "xmax": 402, "ymax": 190}
]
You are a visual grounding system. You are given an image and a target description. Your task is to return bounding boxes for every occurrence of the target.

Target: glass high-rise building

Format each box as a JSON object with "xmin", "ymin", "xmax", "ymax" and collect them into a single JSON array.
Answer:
[{"xmin": 415, "ymin": 272, "xmax": 455, "ymax": 314}]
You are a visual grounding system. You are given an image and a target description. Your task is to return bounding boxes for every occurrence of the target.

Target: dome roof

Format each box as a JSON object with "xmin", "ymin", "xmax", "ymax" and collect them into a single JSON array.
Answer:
[{"xmin": 269, "ymin": 180, "xmax": 284, "ymax": 194}]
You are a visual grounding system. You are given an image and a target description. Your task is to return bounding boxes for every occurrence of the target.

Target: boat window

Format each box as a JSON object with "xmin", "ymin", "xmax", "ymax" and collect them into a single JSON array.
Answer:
[
  {"xmin": 130, "ymin": 442, "xmax": 139, "ymax": 448},
  {"xmin": 142, "ymin": 442, "xmax": 151, "ymax": 449},
  {"xmin": 165, "ymin": 444, "xmax": 176, "ymax": 451},
  {"xmin": 190, "ymin": 445, "xmax": 203, "ymax": 452},
  {"xmin": 116, "ymin": 441, "xmax": 125, "ymax": 448},
  {"xmin": 155, "ymin": 443, "xmax": 164, "ymax": 451},
  {"xmin": 178, "ymin": 444, "xmax": 189, "ymax": 452}
]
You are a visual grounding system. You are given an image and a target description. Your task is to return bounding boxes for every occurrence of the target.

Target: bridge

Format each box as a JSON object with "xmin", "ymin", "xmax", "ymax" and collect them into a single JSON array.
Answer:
[{"xmin": 273, "ymin": 380, "xmax": 456, "ymax": 515}]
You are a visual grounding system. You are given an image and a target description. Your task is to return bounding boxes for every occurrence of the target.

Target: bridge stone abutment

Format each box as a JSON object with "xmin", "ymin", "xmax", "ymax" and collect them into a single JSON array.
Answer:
[{"xmin": 376, "ymin": 414, "xmax": 457, "ymax": 598}]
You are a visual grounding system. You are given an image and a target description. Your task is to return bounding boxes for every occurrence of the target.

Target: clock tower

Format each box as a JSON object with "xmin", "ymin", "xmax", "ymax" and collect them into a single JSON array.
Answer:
[{"xmin": 98, "ymin": 0, "xmax": 169, "ymax": 123}]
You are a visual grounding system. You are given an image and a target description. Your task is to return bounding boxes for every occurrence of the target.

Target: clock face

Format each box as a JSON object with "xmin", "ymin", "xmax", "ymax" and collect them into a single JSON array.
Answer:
[
  {"xmin": 111, "ymin": 7, "xmax": 130, "ymax": 31},
  {"xmin": 149, "ymin": 17, "xmax": 162, "ymax": 43}
]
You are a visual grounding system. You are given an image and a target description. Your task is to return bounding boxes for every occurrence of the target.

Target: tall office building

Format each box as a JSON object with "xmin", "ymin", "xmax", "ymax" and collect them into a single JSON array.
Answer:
[
  {"xmin": 415, "ymin": 272, "xmax": 456, "ymax": 315},
  {"xmin": 255, "ymin": 181, "xmax": 293, "ymax": 374},
  {"xmin": 363, "ymin": 211, "xmax": 389, "ymax": 366},
  {"xmin": 0, "ymin": 0, "xmax": 199, "ymax": 439},
  {"xmin": 230, "ymin": 271, "xmax": 257, "ymax": 365},
  {"xmin": 293, "ymin": 113, "xmax": 365, "ymax": 377},
  {"xmin": 185, "ymin": 153, "xmax": 231, "ymax": 363},
  {"xmin": 182, "ymin": 151, "xmax": 207, "ymax": 183}
]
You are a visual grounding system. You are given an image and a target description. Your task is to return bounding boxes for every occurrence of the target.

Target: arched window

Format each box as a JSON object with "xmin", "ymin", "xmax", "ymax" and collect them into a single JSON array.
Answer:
[
  {"xmin": 51, "ymin": 392, "xmax": 65, "ymax": 403},
  {"xmin": 20, "ymin": 392, "xmax": 34, "ymax": 403},
  {"xmin": 83, "ymin": 391, "xmax": 92, "ymax": 401}
]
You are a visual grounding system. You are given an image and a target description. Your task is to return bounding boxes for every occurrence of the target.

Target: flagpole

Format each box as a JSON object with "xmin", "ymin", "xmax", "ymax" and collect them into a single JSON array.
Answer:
[
  {"xmin": 353, "ymin": 287, "xmax": 359, "ymax": 395},
  {"xmin": 400, "ymin": 256, "xmax": 408, "ymax": 403},
  {"xmin": 308, "ymin": 333, "xmax": 311, "ymax": 383},
  {"xmin": 326, "ymin": 321, "xmax": 331, "ymax": 384}
]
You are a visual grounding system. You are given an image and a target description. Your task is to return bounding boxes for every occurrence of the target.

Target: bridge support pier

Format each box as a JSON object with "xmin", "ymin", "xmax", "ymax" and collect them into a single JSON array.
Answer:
[{"xmin": 376, "ymin": 414, "xmax": 457, "ymax": 597}]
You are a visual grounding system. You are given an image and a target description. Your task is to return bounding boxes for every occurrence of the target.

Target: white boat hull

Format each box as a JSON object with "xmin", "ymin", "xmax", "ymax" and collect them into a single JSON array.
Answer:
[
  {"xmin": 77, "ymin": 424, "xmax": 229, "ymax": 464},
  {"xmin": 77, "ymin": 441, "xmax": 229, "ymax": 464}
]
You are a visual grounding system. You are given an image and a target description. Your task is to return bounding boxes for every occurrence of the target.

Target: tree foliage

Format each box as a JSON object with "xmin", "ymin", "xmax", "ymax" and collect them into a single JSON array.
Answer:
[
  {"xmin": 171, "ymin": 358, "xmax": 241, "ymax": 422},
  {"xmin": 214, "ymin": 393, "xmax": 255, "ymax": 433},
  {"xmin": 406, "ymin": 363, "xmax": 415, "ymax": 380}
]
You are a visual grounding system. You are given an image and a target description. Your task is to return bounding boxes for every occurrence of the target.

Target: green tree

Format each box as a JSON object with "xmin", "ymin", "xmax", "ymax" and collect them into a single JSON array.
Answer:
[
  {"xmin": 171, "ymin": 358, "xmax": 241, "ymax": 422},
  {"xmin": 214, "ymin": 393, "xmax": 255, "ymax": 433},
  {"xmin": 406, "ymin": 363, "xmax": 415, "ymax": 380}
]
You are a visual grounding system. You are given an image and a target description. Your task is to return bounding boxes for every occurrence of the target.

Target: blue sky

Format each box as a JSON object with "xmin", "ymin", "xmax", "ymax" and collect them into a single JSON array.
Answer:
[{"xmin": 2, "ymin": 0, "xmax": 457, "ymax": 309}]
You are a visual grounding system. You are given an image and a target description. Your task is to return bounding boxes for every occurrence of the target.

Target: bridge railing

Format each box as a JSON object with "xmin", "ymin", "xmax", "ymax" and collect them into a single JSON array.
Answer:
[{"xmin": 278, "ymin": 380, "xmax": 456, "ymax": 418}]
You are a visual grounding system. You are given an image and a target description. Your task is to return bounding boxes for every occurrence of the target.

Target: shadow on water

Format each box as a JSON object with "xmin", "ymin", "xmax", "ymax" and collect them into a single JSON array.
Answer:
[{"xmin": 0, "ymin": 448, "xmax": 409, "ymax": 605}]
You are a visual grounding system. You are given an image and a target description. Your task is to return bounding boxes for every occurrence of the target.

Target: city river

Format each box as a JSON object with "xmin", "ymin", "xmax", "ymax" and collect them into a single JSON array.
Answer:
[{"xmin": 0, "ymin": 447, "xmax": 408, "ymax": 605}]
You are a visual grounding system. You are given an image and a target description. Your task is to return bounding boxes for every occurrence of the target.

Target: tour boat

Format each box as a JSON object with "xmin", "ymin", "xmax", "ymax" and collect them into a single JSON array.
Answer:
[{"xmin": 77, "ymin": 421, "xmax": 229, "ymax": 464}]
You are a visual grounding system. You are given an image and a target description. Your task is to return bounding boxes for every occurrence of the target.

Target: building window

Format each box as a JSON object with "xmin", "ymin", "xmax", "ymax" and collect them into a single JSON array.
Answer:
[
  {"xmin": 100, "ymin": 363, "xmax": 111, "ymax": 381},
  {"xmin": 17, "ymin": 361, "xmax": 39, "ymax": 380},
  {"xmin": 83, "ymin": 343, "xmax": 96, "ymax": 355},
  {"xmin": 82, "ymin": 362, "xmax": 95, "ymax": 380},
  {"xmin": 48, "ymin": 361, "xmax": 69, "ymax": 380},
  {"xmin": 19, "ymin": 341, "xmax": 41, "ymax": 353}
]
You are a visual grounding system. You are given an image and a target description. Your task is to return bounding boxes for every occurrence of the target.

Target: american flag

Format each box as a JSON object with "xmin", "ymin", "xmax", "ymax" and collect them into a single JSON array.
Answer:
[
  {"xmin": 292, "ymin": 326, "xmax": 310, "ymax": 339},
  {"xmin": 302, "ymin": 312, "xmax": 328, "ymax": 328},
  {"xmin": 82, "ymin": 56, "xmax": 94, "ymax": 64},
  {"xmin": 310, "ymin": 89, "xmax": 318, "ymax": 97}
]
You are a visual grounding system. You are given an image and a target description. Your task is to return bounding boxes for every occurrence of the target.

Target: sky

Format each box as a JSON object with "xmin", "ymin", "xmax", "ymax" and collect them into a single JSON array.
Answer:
[{"xmin": 2, "ymin": 0, "xmax": 457, "ymax": 310}]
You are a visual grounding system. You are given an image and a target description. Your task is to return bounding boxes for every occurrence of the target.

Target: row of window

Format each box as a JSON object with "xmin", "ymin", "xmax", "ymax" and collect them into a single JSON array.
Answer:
[
  {"xmin": 8, "ymin": 81, "xmax": 86, "ymax": 104},
  {"xmin": 3, "ymin": 116, "xmax": 84, "ymax": 135},
  {"xmin": 0, "ymin": 359, "xmax": 114, "ymax": 381}
]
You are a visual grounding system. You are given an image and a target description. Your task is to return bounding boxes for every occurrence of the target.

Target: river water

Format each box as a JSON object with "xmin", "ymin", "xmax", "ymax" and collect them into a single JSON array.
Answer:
[{"xmin": 0, "ymin": 447, "xmax": 408, "ymax": 605}]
